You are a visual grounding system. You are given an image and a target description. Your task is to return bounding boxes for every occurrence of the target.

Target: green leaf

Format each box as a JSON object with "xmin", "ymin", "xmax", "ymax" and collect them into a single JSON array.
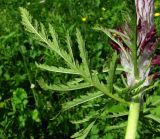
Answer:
[
  {"xmin": 11, "ymin": 88, "xmax": 28, "ymax": 111},
  {"xmin": 150, "ymin": 106, "xmax": 160, "ymax": 117},
  {"xmin": 101, "ymin": 108, "xmax": 128, "ymax": 119},
  {"xmin": 20, "ymin": 8, "xmax": 78, "ymax": 72},
  {"xmin": 107, "ymin": 52, "xmax": 118, "ymax": 93},
  {"xmin": 106, "ymin": 112, "xmax": 128, "ymax": 118},
  {"xmin": 62, "ymin": 91, "xmax": 104, "ymax": 111},
  {"xmin": 108, "ymin": 104, "xmax": 127, "ymax": 113},
  {"xmin": 31, "ymin": 109, "xmax": 41, "ymax": 122},
  {"xmin": 36, "ymin": 63, "xmax": 79, "ymax": 74},
  {"xmin": 91, "ymin": 73, "xmax": 128, "ymax": 104},
  {"xmin": 76, "ymin": 29, "xmax": 90, "ymax": 76},
  {"xmin": 0, "ymin": 102, "xmax": 5, "ymax": 108},
  {"xmin": 66, "ymin": 31, "xmax": 75, "ymax": 64},
  {"xmin": 116, "ymin": 79, "xmax": 145, "ymax": 94},
  {"xmin": 38, "ymin": 78, "xmax": 93, "ymax": 91},
  {"xmin": 94, "ymin": 27, "xmax": 129, "ymax": 59},
  {"xmin": 20, "ymin": 8, "xmax": 49, "ymax": 46},
  {"xmin": 103, "ymin": 66, "xmax": 131, "ymax": 73},
  {"xmin": 108, "ymin": 29, "xmax": 131, "ymax": 48},
  {"xmin": 48, "ymin": 23, "xmax": 60, "ymax": 53},
  {"xmin": 145, "ymin": 114, "xmax": 160, "ymax": 124},
  {"xmin": 105, "ymin": 122, "xmax": 127, "ymax": 131},
  {"xmin": 102, "ymin": 134, "xmax": 114, "ymax": 139},
  {"xmin": 147, "ymin": 95, "xmax": 160, "ymax": 106},
  {"xmin": 71, "ymin": 120, "xmax": 96, "ymax": 139},
  {"xmin": 70, "ymin": 113, "xmax": 98, "ymax": 124},
  {"xmin": 18, "ymin": 115, "xmax": 27, "ymax": 127},
  {"xmin": 20, "ymin": 8, "xmax": 129, "ymax": 104},
  {"xmin": 67, "ymin": 78, "xmax": 84, "ymax": 84}
]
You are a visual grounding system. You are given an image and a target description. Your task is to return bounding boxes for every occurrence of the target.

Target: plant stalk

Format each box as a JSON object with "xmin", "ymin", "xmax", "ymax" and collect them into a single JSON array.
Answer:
[{"xmin": 125, "ymin": 99, "xmax": 140, "ymax": 139}]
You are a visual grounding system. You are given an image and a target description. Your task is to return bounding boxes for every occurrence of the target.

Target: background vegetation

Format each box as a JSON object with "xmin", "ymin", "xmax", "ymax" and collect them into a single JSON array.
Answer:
[{"xmin": 0, "ymin": 0, "xmax": 160, "ymax": 138}]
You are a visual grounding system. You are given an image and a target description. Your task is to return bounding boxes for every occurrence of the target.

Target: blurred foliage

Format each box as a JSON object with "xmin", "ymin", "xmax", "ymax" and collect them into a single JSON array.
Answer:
[{"xmin": 0, "ymin": 0, "xmax": 160, "ymax": 139}]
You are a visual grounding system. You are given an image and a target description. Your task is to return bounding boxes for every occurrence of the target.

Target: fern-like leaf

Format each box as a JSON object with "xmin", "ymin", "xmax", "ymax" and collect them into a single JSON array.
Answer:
[
  {"xmin": 76, "ymin": 29, "xmax": 90, "ymax": 76},
  {"xmin": 20, "ymin": 8, "xmax": 50, "ymax": 47},
  {"xmin": 38, "ymin": 78, "xmax": 93, "ymax": 91},
  {"xmin": 92, "ymin": 75, "xmax": 129, "ymax": 104},
  {"xmin": 105, "ymin": 122, "xmax": 127, "ymax": 131},
  {"xmin": 70, "ymin": 120, "xmax": 95, "ymax": 139},
  {"xmin": 48, "ymin": 24, "xmax": 61, "ymax": 53},
  {"xmin": 66, "ymin": 31, "xmax": 75, "ymax": 64},
  {"xmin": 145, "ymin": 114, "xmax": 160, "ymax": 124},
  {"xmin": 70, "ymin": 112, "xmax": 98, "ymax": 124},
  {"xmin": 62, "ymin": 91, "xmax": 104, "ymax": 111},
  {"xmin": 20, "ymin": 8, "xmax": 128, "ymax": 105},
  {"xmin": 36, "ymin": 63, "xmax": 79, "ymax": 74},
  {"xmin": 20, "ymin": 7, "xmax": 75, "ymax": 69}
]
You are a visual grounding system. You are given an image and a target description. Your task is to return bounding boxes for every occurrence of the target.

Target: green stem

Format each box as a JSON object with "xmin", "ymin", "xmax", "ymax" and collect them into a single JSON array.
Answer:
[
  {"xmin": 132, "ymin": 49, "xmax": 139, "ymax": 80},
  {"xmin": 94, "ymin": 83, "xmax": 129, "ymax": 105},
  {"xmin": 20, "ymin": 46, "xmax": 38, "ymax": 107},
  {"xmin": 125, "ymin": 100, "xmax": 140, "ymax": 139}
]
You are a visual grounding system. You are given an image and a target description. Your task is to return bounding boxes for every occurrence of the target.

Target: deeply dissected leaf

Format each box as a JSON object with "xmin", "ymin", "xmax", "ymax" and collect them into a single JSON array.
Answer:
[
  {"xmin": 20, "ymin": 8, "xmax": 49, "ymax": 46},
  {"xmin": 38, "ymin": 78, "xmax": 93, "ymax": 91},
  {"xmin": 70, "ymin": 112, "xmax": 98, "ymax": 124},
  {"xmin": 20, "ymin": 7, "xmax": 77, "ymax": 71},
  {"xmin": 105, "ymin": 122, "xmax": 127, "ymax": 131},
  {"xmin": 66, "ymin": 32, "xmax": 75, "ymax": 64},
  {"xmin": 62, "ymin": 91, "xmax": 104, "ymax": 111},
  {"xmin": 48, "ymin": 23, "xmax": 60, "ymax": 53},
  {"xmin": 76, "ymin": 29, "xmax": 90, "ymax": 76},
  {"xmin": 36, "ymin": 63, "xmax": 79, "ymax": 74},
  {"xmin": 145, "ymin": 114, "xmax": 160, "ymax": 124},
  {"xmin": 71, "ymin": 120, "xmax": 96, "ymax": 139},
  {"xmin": 91, "ymin": 73, "xmax": 128, "ymax": 104}
]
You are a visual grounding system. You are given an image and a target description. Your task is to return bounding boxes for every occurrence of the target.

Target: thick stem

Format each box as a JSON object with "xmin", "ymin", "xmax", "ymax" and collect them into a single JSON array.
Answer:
[{"xmin": 125, "ymin": 100, "xmax": 140, "ymax": 139}]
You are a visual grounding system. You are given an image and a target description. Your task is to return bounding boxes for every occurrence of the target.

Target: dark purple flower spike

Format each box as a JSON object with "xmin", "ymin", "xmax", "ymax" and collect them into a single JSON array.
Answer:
[{"xmin": 110, "ymin": 0, "xmax": 159, "ymax": 87}]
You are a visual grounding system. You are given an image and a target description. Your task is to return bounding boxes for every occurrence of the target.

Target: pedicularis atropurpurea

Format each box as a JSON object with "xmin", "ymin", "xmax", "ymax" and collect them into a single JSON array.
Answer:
[
  {"xmin": 109, "ymin": 0, "xmax": 159, "ymax": 138},
  {"xmin": 20, "ymin": 0, "xmax": 160, "ymax": 138},
  {"xmin": 112, "ymin": 0, "xmax": 159, "ymax": 87}
]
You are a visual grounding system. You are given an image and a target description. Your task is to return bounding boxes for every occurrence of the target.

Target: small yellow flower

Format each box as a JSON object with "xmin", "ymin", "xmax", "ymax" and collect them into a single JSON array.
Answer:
[
  {"xmin": 82, "ymin": 17, "xmax": 87, "ymax": 22},
  {"xmin": 102, "ymin": 7, "xmax": 106, "ymax": 11},
  {"xmin": 154, "ymin": 13, "xmax": 160, "ymax": 17}
]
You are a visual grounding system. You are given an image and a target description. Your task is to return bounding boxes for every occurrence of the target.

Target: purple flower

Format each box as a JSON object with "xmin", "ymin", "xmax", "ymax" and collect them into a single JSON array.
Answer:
[
  {"xmin": 110, "ymin": 26, "xmax": 158, "ymax": 86},
  {"xmin": 152, "ymin": 55, "xmax": 160, "ymax": 66}
]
